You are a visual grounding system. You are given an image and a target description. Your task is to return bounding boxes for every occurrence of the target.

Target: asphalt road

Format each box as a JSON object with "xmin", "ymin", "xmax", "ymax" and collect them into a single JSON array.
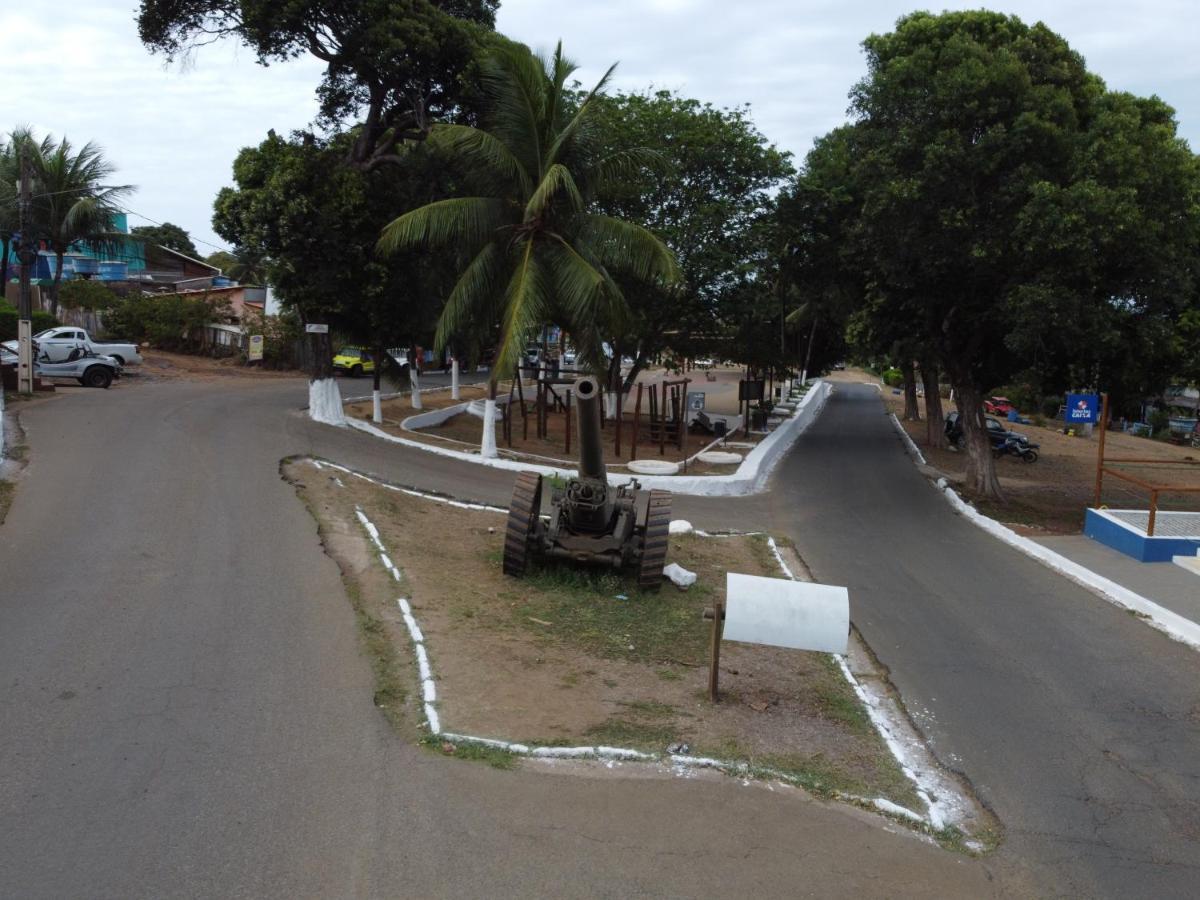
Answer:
[
  {"xmin": 761, "ymin": 383, "xmax": 1200, "ymax": 897},
  {"xmin": 0, "ymin": 378, "xmax": 1002, "ymax": 899}
]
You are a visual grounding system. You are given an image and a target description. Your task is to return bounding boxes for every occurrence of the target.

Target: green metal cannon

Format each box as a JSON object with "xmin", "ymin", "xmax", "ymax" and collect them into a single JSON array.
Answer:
[{"xmin": 503, "ymin": 375, "xmax": 672, "ymax": 590}]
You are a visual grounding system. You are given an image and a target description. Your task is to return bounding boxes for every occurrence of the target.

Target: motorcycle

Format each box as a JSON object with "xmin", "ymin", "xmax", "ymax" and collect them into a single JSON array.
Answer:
[{"xmin": 993, "ymin": 434, "xmax": 1039, "ymax": 463}]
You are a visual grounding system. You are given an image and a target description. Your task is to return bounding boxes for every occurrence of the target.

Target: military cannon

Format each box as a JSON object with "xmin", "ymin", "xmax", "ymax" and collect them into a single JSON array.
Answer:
[{"xmin": 503, "ymin": 375, "xmax": 672, "ymax": 590}]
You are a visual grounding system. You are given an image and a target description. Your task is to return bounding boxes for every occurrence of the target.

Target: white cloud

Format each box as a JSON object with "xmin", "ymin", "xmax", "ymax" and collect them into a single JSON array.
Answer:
[{"xmin": 3, "ymin": 0, "xmax": 1196, "ymax": 254}]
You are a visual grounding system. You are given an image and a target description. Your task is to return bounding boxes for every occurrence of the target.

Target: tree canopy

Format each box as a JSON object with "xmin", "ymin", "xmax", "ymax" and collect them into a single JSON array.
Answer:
[{"xmin": 132, "ymin": 222, "xmax": 199, "ymax": 257}]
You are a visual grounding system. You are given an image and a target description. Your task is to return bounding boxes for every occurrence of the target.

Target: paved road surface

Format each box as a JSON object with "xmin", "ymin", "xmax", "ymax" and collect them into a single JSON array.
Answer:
[
  {"xmin": 0, "ymin": 379, "xmax": 1002, "ymax": 898},
  {"xmin": 761, "ymin": 383, "xmax": 1200, "ymax": 897}
]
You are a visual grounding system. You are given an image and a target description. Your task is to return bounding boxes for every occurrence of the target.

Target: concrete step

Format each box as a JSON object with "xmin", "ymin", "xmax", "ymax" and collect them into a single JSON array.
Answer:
[{"xmin": 1172, "ymin": 553, "xmax": 1200, "ymax": 577}]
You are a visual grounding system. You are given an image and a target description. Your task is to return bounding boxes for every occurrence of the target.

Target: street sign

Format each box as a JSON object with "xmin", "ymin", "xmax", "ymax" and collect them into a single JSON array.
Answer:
[
  {"xmin": 1066, "ymin": 393, "xmax": 1099, "ymax": 425},
  {"xmin": 723, "ymin": 573, "xmax": 849, "ymax": 654},
  {"xmin": 247, "ymin": 334, "xmax": 264, "ymax": 362},
  {"xmin": 305, "ymin": 323, "xmax": 329, "ymax": 334},
  {"xmin": 686, "ymin": 391, "xmax": 706, "ymax": 412}
]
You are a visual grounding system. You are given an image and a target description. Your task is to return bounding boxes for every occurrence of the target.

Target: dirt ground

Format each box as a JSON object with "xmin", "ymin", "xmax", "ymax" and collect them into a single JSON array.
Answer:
[
  {"xmin": 285, "ymin": 458, "xmax": 920, "ymax": 811},
  {"xmin": 345, "ymin": 375, "xmax": 774, "ymax": 471},
  {"xmin": 137, "ymin": 350, "xmax": 303, "ymax": 381},
  {"xmin": 829, "ymin": 369, "xmax": 1200, "ymax": 533}
]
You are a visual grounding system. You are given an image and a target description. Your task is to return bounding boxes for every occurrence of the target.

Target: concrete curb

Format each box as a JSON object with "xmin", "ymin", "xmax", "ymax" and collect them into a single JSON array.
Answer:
[{"xmin": 342, "ymin": 380, "xmax": 833, "ymax": 497}]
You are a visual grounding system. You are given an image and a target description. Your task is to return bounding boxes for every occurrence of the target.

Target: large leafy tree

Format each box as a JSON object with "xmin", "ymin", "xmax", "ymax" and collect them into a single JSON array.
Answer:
[
  {"xmin": 27, "ymin": 137, "xmax": 132, "ymax": 316},
  {"xmin": 131, "ymin": 222, "xmax": 199, "ymax": 257},
  {"xmin": 213, "ymin": 129, "xmax": 453, "ymax": 369},
  {"xmin": 377, "ymin": 40, "xmax": 678, "ymax": 453},
  {"xmin": 586, "ymin": 90, "xmax": 792, "ymax": 387},
  {"xmin": 137, "ymin": 0, "xmax": 497, "ymax": 169},
  {"xmin": 847, "ymin": 11, "xmax": 1200, "ymax": 498}
]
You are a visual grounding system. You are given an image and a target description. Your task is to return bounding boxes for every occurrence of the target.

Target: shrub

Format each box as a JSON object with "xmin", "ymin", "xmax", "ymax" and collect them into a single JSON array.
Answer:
[
  {"xmin": 0, "ymin": 303, "xmax": 58, "ymax": 341},
  {"xmin": 58, "ymin": 279, "xmax": 121, "ymax": 311},
  {"xmin": 881, "ymin": 367, "xmax": 904, "ymax": 388},
  {"xmin": 104, "ymin": 292, "xmax": 230, "ymax": 351},
  {"xmin": 240, "ymin": 308, "xmax": 302, "ymax": 369},
  {"xmin": 1148, "ymin": 408, "xmax": 1170, "ymax": 436},
  {"xmin": 1040, "ymin": 395, "xmax": 1062, "ymax": 418}
]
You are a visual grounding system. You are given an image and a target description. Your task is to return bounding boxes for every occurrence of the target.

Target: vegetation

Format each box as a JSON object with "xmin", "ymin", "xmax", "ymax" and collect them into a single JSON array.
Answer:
[
  {"xmin": 104, "ymin": 293, "xmax": 231, "ymax": 350},
  {"xmin": 57, "ymin": 279, "xmax": 120, "ymax": 311},
  {"xmin": 0, "ymin": 302, "xmax": 57, "ymax": 341},
  {"xmin": 131, "ymin": 221, "xmax": 198, "ymax": 257},
  {"xmin": 378, "ymin": 42, "xmax": 679, "ymax": 388}
]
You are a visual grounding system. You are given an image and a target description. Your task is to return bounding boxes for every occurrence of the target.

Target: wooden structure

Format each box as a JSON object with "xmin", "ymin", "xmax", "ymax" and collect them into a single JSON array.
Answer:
[{"xmin": 1093, "ymin": 393, "xmax": 1200, "ymax": 535}]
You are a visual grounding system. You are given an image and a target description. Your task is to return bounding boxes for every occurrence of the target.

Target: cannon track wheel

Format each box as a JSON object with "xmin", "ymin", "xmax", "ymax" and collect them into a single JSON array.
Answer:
[
  {"xmin": 638, "ymin": 490, "xmax": 672, "ymax": 591},
  {"xmin": 503, "ymin": 472, "xmax": 543, "ymax": 577}
]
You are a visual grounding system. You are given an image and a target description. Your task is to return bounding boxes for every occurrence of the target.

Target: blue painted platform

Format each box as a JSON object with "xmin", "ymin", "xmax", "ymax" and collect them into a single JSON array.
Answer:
[{"xmin": 1085, "ymin": 508, "xmax": 1200, "ymax": 562}]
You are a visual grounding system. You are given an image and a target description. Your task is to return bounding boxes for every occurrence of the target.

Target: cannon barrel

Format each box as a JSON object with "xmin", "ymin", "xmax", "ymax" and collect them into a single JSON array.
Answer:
[{"xmin": 573, "ymin": 376, "xmax": 606, "ymax": 481}]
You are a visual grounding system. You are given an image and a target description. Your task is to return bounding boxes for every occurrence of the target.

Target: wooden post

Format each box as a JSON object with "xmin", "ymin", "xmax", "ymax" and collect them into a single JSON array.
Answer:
[
  {"xmin": 505, "ymin": 380, "xmax": 515, "ymax": 447},
  {"xmin": 705, "ymin": 599, "xmax": 725, "ymax": 703},
  {"xmin": 660, "ymin": 381, "xmax": 668, "ymax": 457},
  {"xmin": 680, "ymin": 378, "xmax": 691, "ymax": 453},
  {"xmin": 631, "ymin": 383, "xmax": 643, "ymax": 462},
  {"xmin": 1093, "ymin": 392, "xmax": 1109, "ymax": 508},
  {"xmin": 516, "ymin": 369, "xmax": 528, "ymax": 442},
  {"xmin": 1148, "ymin": 490, "xmax": 1158, "ymax": 537}
]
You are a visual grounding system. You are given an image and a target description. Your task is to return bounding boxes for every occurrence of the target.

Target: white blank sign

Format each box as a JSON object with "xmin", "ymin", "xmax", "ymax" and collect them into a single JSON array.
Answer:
[{"xmin": 724, "ymin": 573, "xmax": 848, "ymax": 655}]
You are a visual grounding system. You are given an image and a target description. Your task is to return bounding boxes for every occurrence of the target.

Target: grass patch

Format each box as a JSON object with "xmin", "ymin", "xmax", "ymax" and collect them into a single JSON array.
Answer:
[
  {"xmin": 585, "ymin": 716, "xmax": 681, "ymax": 748},
  {"xmin": 423, "ymin": 736, "xmax": 518, "ymax": 770},
  {"xmin": 514, "ymin": 561, "xmax": 712, "ymax": 664},
  {"xmin": 811, "ymin": 655, "xmax": 872, "ymax": 735},
  {"xmin": 0, "ymin": 479, "xmax": 13, "ymax": 525}
]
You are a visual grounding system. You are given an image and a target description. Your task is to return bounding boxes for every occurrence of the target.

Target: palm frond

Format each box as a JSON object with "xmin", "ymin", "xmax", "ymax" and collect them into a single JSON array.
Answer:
[
  {"xmin": 576, "ymin": 214, "xmax": 680, "ymax": 285},
  {"xmin": 482, "ymin": 41, "xmax": 549, "ymax": 180},
  {"xmin": 524, "ymin": 163, "xmax": 584, "ymax": 222},
  {"xmin": 427, "ymin": 124, "xmax": 531, "ymax": 198},
  {"xmin": 544, "ymin": 61, "xmax": 617, "ymax": 170},
  {"xmin": 435, "ymin": 242, "xmax": 509, "ymax": 352},
  {"xmin": 377, "ymin": 197, "xmax": 512, "ymax": 256},
  {"xmin": 494, "ymin": 241, "xmax": 551, "ymax": 379}
]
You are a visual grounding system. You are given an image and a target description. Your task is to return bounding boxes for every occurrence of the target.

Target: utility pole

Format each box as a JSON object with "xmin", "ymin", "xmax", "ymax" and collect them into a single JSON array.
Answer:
[{"xmin": 16, "ymin": 142, "xmax": 35, "ymax": 395}]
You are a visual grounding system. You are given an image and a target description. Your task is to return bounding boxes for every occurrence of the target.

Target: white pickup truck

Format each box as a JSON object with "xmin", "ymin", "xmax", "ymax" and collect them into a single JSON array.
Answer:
[{"xmin": 16, "ymin": 327, "xmax": 142, "ymax": 366}]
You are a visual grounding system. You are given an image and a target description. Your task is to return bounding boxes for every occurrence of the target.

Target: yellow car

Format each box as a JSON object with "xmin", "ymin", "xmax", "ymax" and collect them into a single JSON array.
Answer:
[{"xmin": 333, "ymin": 347, "xmax": 376, "ymax": 377}]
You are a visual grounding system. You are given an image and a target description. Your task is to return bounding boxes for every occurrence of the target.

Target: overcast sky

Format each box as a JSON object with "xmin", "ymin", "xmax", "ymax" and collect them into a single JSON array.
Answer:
[{"xmin": 3, "ymin": 1, "xmax": 1197, "ymax": 255}]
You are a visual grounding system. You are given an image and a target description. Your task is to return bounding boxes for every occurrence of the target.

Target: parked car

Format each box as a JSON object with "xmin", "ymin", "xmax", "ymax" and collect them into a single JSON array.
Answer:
[
  {"xmin": 332, "ymin": 347, "xmax": 375, "ymax": 377},
  {"xmin": 0, "ymin": 343, "xmax": 121, "ymax": 388},
  {"xmin": 2, "ymin": 327, "xmax": 140, "ymax": 367},
  {"xmin": 944, "ymin": 411, "xmax": 1039, "ymax": 461},
  {"xmin": 983, "ymin": 396, "xmax": 1015, "ymax": 416}
]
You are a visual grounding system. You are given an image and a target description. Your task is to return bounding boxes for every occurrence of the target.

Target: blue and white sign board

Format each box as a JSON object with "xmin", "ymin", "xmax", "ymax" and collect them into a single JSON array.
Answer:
[
  {"xmin": 724, "ymin": 573, "xmax": 849, "ymax": 655},
  {"xmin": 1066, "ymin": 393, "xmax": 1099, "ymax": 424}
]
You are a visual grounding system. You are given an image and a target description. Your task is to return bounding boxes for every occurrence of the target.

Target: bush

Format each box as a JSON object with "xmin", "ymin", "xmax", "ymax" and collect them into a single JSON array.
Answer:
[
  {"xmin": 58, "ymin": 279, "xmax": 121, "ymax": 311},
  {"xmin": 104, "ymin": 293, "xmax": 231, "ymax": 351},
  {"xmin": 240, "ymin": 308, "xmax": 302, "ymax": 369},
  {"xmin": 1040, "ymin": 395, "xmax": 1062, "ymax": 418},
  {"xmin": 0, "ymin": 302, "xmax": 59, "ymax": 341},
  {"xmin": 881, "ymin": 367, "xmax": 904, "ymax": 388},
  {"xmin": 1148, "ymin": 408, "xmax": 1170, "ymax": 437}
]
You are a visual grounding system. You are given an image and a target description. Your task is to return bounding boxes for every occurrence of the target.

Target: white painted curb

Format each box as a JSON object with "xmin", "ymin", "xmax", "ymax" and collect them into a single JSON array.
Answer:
[
  {"xmin": 889, "ymin": 413, "xmax": 927, "ymax": 465},
  {"xmin": 341, "ymin": 380, "xmax": 833, "ymax": 497},
  {"xmin": 934, "ymin": 480, "xmax": 1200, "ymax": 652}
]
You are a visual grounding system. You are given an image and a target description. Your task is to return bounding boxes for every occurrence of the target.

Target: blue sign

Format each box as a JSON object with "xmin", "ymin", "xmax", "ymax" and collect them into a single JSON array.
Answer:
[{"xmin": 1066, "ymin": 393, "xmax": 1099, "ymax": 424}]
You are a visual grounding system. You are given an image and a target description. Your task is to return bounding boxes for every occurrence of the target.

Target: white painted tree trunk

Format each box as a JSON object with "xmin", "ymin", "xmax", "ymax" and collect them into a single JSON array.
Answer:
[
  {"xmin": 480, "ymin": 398, "xmax": 498, "ymax": 458},
  {"xmin": 604, "ymin": 391, "xmax": 618, "ymax": 419},
  {"xmin": 309, "ymin": 377, "xmax": 347, "ymax": 426},
  {"xmin": 451, "ymin": 357, "xmax": 460, "ymax": 400},
  {"xmin": 372, "ymin": 389, "xmax": 383, "ymax": 424},
  {"xmin": 410, "ymin": 367, "xmax": 423, "ymax": 409}
]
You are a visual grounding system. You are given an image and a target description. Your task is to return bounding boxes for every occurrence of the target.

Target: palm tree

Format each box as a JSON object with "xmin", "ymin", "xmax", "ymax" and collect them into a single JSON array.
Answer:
[
  {"xmin": 377, "ymin": 40, "xmax": 678, "ymax": 456},
  {"xmin": 28, "ymin": 136, "xmax": 132, "ymax": 316}
]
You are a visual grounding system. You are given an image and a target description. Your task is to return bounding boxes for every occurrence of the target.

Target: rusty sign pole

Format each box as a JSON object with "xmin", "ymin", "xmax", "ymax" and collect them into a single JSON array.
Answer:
[{"xmin": 703, "ymin": 599, "xmax": 725, "ymax": 703}]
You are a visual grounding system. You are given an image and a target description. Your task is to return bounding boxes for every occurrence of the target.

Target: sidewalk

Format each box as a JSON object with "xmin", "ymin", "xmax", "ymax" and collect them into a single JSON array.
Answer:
[{"xmin": 1034, "ymin": 534, "xmax": 1200, "ymax": 625}]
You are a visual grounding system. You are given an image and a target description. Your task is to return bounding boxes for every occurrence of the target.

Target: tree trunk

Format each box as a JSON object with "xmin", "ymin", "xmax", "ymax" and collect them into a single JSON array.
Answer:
[
  {"xmin": 1, "ymin": 236, "xmax": 10, "ymax": 287},
  {"xmin": 49, "ymin": 249, "xmax": 65, "ymax": 317},
  {"xmin": 451, "ymin": 355, "xmax": 460, "ymax": 400},
  {"xmin": 921, "ymin": 360, "xmax": 946, "ymax": 449},
  {"xmin": 902, "ymin": 360, "xmax": 921, "ymax": 421},
  {"xmin": 410, "ymin": 346, "xmax": 423, "ymax": 410},
  {"xmin": 480, "ymin": 377, "xmax": 499, "ymax": 458},
  {"xmin": 951, "ymin": 378, "xmax": 1002, "ymax": 500},
  {"xmin": 306, "ymin": 329, "xmax": 346, "ymax": 426},
  {"xmin": 372, "ymin": 343, "xmax": 384, "ymax": 424}
]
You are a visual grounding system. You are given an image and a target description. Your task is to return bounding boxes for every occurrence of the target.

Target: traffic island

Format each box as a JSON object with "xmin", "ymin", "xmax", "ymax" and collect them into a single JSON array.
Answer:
[{"xmin": 282, "ymin": 456, "xmax": 992, "ymax": 845}]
